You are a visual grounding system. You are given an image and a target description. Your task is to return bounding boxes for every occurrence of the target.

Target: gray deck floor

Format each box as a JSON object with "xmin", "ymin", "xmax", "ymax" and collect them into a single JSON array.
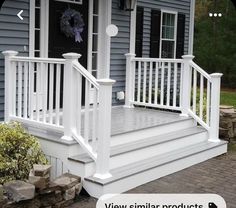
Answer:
[{"xmin": 110, "ymin": 107, "xmax": 188, "ymax": 136}]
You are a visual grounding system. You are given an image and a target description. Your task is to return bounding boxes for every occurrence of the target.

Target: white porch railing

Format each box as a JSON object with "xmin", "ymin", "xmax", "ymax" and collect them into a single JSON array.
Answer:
[
  {"xmin": 2, "ymin": 50, "xmax": 115, "ymax": 179},
  {"xmin": 125, "ymin": 53, "xmax": 222, "ymax": 142}
]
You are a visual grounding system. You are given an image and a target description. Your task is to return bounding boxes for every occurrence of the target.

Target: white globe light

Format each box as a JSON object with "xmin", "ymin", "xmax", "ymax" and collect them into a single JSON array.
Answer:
[
  {"xmin": 106, "ymin": 24, "xmax": 119, "ymax": 37},
  {"xmin": 214, "ymin": 13, "xmax": 217, "ymax": 17},
  {"xmin": 209, "ymin": 13, "xmax": 213, "ymax": 17},
  {"xmin": 218, "ymin": 13, "xmax": 222, "ymax": 17}
]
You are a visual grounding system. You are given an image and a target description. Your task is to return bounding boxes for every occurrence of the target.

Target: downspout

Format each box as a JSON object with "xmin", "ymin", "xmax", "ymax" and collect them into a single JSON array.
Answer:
[{"xmin": 188, "ymin": 0, "xmax": 195, "ymax": 55}]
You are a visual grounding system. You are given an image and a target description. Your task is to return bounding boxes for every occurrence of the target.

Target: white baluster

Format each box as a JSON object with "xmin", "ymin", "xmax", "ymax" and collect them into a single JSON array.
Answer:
[
  {"xmin": 55, "ymin": 64, "xmax": 61, "ymax": 126},
  {"xmin": 173, "ymin": 63, "xmax": 177, "ymax": 107},
  {"xmin": 206, "ymin": 80, "xmax": 210, "ymax": 125},
  {"xmin": 23, "ymin": 62, "xmax": 28, "ymax": 119},
  {"xmin": 84, "ymin": 80, "xmax": 91, "ymax": 143},
  {"xmin": 148, "ymin": 62, "xmax": 153, "ymax": 104},
  {"xmin": 160, "ymin": 62, "xmax": 164, "ymax": 106},
  {"xmin": 200, "ymin": 74, "xmax": 204, "ymax": 119},
  {"xmin": 167, "ymin": 62, "xmax": 171, "ymax": 106},
  {"xmin": 154, "ymin": 62, "xmax": 159, "ymax": 105},
  {"xmin": 18, "ymin": 62, "xmax": 23, "ymax": 118},
  {"xmin": 209, "ymin": 73, "xmax": 223, "ymax": 142},
  {"xmin": 192, "ymin": 69, "xmax": 197, "ymax": 113},
  {"xmin": 143, "ymin": 61, "xmax": 147, "ymax": 103},
  {"xmin": 137, "ymin": 61, "xmax": 141, "ymax": 102}
]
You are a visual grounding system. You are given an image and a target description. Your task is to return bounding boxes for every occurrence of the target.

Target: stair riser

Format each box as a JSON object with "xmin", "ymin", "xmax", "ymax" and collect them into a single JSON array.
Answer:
[
  {"xmin": 111, "ymin": 119, "xmax": 196, "ymax": 146},
  {"xmin": 109, "ymin": 131, "xmax": 208, "ymax": 169},
  {"xmin": 84, "ymin": 143, "xmax": 227, "ymax": 198},
  {"xmin": 67, "ymin": 160, "xmax": 95, "ymax": 178}
]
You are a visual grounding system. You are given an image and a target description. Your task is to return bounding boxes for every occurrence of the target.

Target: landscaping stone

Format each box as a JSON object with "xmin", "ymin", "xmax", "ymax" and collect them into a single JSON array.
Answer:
[
  {"xmin": 38, "ymin": 182, "xmax": 61, "ymax": 195},
  {"xmin": 52, "ymin": 173, "xmax": 81, "ymax": 191},
  {"xmin": 33, "ymin": 165, "xmax": 52, "ymax": 177},
  {"xmin": 28, "ymin": 170, "xmax": 50, "ymax": 190},
  {"xmin": 53, "ymin": 199, "xmax": 74, "ymax": 208},
  {"xmin": 63, "ymin": 186, "xmax": 75, "ymax": 201},
  {"xmin": 220, "ymin": 105, "xmax": 236, "ymax": 142},
  {"xmin": 75, "ymin": 183, "xmax": 82, "ymax": 196},
  {"xmin": 39, "ymin": 191, "xmax": 63, "ymax": 207},
  {"xmin": 3, "ymin": 181, "xmax": 35, "ymax": 202}
]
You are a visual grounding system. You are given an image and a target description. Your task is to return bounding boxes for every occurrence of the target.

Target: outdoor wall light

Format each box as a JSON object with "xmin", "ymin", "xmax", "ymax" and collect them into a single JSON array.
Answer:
[{"xmin": 120, "ymin": 0, "xmax": 137, "ymax": 11}]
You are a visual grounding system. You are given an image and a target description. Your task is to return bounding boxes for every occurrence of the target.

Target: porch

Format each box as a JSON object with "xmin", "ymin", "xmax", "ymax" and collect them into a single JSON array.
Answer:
[{"xmin": 2, "ymin": 50, "xmax": 227, "ymax": 197}]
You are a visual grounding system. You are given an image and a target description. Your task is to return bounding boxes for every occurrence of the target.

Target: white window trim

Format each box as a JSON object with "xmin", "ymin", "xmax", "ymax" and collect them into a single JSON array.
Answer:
[{"xmin": 159, "ymin": 10, "xmax": 178, "ymax": 59}]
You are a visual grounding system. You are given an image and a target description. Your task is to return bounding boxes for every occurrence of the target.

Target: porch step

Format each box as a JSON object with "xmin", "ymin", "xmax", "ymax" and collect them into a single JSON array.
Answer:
[
  {"xmin": 67, "ymin": 126, "xmax": 208, "ymax": 177},
  {"xmin": 83, "ymin": 140, "xmax": 227, "ymax": 198},
  {"xmin": 69, "ymin": 126, "xmax": 206, "ymax": 164}
]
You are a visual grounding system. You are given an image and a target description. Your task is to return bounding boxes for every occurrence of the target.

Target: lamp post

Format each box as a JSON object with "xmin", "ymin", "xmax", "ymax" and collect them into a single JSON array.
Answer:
[{"xmin": 120, "ymin": 0, "xmax": 137, "ymax": 11}]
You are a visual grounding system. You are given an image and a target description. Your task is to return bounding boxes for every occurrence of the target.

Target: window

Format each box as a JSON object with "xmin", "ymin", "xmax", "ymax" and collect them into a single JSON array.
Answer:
[{"xmin": 160, "ymin": 11, "xmax": 177, "ymax": 58}]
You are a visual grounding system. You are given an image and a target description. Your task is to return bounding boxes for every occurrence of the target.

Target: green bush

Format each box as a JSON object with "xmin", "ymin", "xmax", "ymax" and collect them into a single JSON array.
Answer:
[{"xmin": 0, "ymin": 122, "xmax": 48, "ymax": 184}]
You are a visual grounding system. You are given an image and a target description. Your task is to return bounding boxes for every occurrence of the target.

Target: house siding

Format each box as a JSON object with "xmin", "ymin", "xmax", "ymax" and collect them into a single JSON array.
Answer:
[
  {"xmin": 110, "ymin": 0, "xmax": 191, "ymax": 105},
  {"xmin": 0, "ymin": 0, "xmax": 29, "ymax": 121}
]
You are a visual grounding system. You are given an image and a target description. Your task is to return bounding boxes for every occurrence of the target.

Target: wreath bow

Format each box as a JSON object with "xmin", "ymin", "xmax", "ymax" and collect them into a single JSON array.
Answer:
[{"xmin": 60, "ymin": 8, "xmax": 85, "ymax": 43}]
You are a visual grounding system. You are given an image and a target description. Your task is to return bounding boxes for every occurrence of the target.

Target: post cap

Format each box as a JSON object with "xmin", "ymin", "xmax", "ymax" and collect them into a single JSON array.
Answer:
[
  {"xmin": 182, "ymin": 55, "xmax": 195, "ymax": 60},
  {"xmin": 2, "ymin": 50, "xmax": 18, "ymax": 57},
  {"xmin": 210, "ymin": 73, "xmax": 223, "ymax": 78},
  {"xmin": 62, "ymin": 53, "xmax": 82, "ymax": 60},
  {"xmin": 97, "ymin": 79, "xmax": 116, "ymax": 86}
]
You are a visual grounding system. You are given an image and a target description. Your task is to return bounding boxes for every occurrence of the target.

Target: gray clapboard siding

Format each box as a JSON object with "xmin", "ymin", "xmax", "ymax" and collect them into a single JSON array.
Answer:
[{"xmin": 0, "ymin": 0, "xmax": 29, "ymax": 120}]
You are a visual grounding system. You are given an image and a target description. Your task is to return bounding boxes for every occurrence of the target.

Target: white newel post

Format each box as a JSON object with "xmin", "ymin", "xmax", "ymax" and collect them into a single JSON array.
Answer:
[
  {"xmin": 2, "ymin": 50, "xmax": 18, "ymax": 122},
  {"xmin": 181, "ymin": 55, "xmax": 194, "ymax": 116},
  {"xmin": 62, "ymin": 53, "xmax": 81, "ymax": 141},
  {"xmin": 209, "ymin": 73, "xmax": 223, "ymax": 142},
  {"xmin": 94, "ymin": 79, "xmax": 115, "ymax": 179},
  {"xmin": 124, "ymin": 53, "xmax": 135, "ymax": 108}
]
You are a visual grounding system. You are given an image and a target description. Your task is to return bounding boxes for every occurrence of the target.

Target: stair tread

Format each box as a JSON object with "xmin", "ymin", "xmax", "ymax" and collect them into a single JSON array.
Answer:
[
  {"xmin": 68, "ymin": 126, "xmax": 207, "ymax": 164},
  {"xmin": 85, "ymin": 140, "xmax": 227, "ymax": 185}
]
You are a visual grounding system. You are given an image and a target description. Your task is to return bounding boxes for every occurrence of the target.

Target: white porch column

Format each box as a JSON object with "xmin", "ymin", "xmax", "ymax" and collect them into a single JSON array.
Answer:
[
  {"xmin": 97, "ymin": 0, "xmax": 112, "ymax": 78},
  {"xmin": 129, "ymin": 3, "xmax": 137, "ymax": 54},
  {"xmin": 62, "ymin": 53, "xmax": 81, "ymax": 141},
  {"xmin": 94, "ymin": 79, "xmax": 116, "ymax": 179},
  {"xmin": 181, "ymin": 55, "xmax": 194, "ymax": 116},
  {"xmin": 188, "ymin": 0, "xmax": 196, "ymax": 55},
  {"xmin": 209, "ymin": 73, "xmax": 223, "ymax": 143},
  {"xmin": 2, "ymin": 51, "xmax": 19, "ymax": 122}
]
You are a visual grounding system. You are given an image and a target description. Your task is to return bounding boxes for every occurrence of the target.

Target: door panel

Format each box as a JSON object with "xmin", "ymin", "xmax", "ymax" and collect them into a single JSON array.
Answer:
[{"xmin": 49, "ymin": 0, "xmax": 88, "ymax": 66}]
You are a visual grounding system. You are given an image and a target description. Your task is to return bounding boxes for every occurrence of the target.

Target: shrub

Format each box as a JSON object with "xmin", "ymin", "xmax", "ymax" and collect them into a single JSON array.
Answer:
[{"xmin": 0, "ymin": 122, "xmax": 48, "ymax": 184}]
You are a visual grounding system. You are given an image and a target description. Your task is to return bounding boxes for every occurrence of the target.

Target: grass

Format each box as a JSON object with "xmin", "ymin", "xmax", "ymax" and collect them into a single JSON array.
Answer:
[
  {"xmin": 220, "ymin": 90, "xmax": 236, "ymax": 108},
  {"xmin": 228, "ymin": 143, "xmax": 236, "ymax": 152}
]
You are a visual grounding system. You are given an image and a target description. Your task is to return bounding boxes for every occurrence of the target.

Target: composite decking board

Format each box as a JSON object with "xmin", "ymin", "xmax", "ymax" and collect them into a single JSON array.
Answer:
[
  {"xmin": 30, "ymin": 107, "xmax": 190, "ymax": 145},
  {"xmin": 109, "ymin": 107, "xmax": 189, "ymax": 136}
]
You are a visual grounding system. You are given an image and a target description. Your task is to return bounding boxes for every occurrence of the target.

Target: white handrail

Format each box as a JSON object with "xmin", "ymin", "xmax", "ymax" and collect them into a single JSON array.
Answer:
[
  {"xmin": 189, "ymin": 61, "xmax": 212, "ymax": 81},
  {"xmin": 10, "ymin": 56, "xmax": 66, "ymax": 64},
  {"xmin": 133, "ymin": 57, "xmax": 183, "ymax": 63},
  {"xmin": 72, "ymin": 61, "xmax": 100, "ymax": 89}
]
